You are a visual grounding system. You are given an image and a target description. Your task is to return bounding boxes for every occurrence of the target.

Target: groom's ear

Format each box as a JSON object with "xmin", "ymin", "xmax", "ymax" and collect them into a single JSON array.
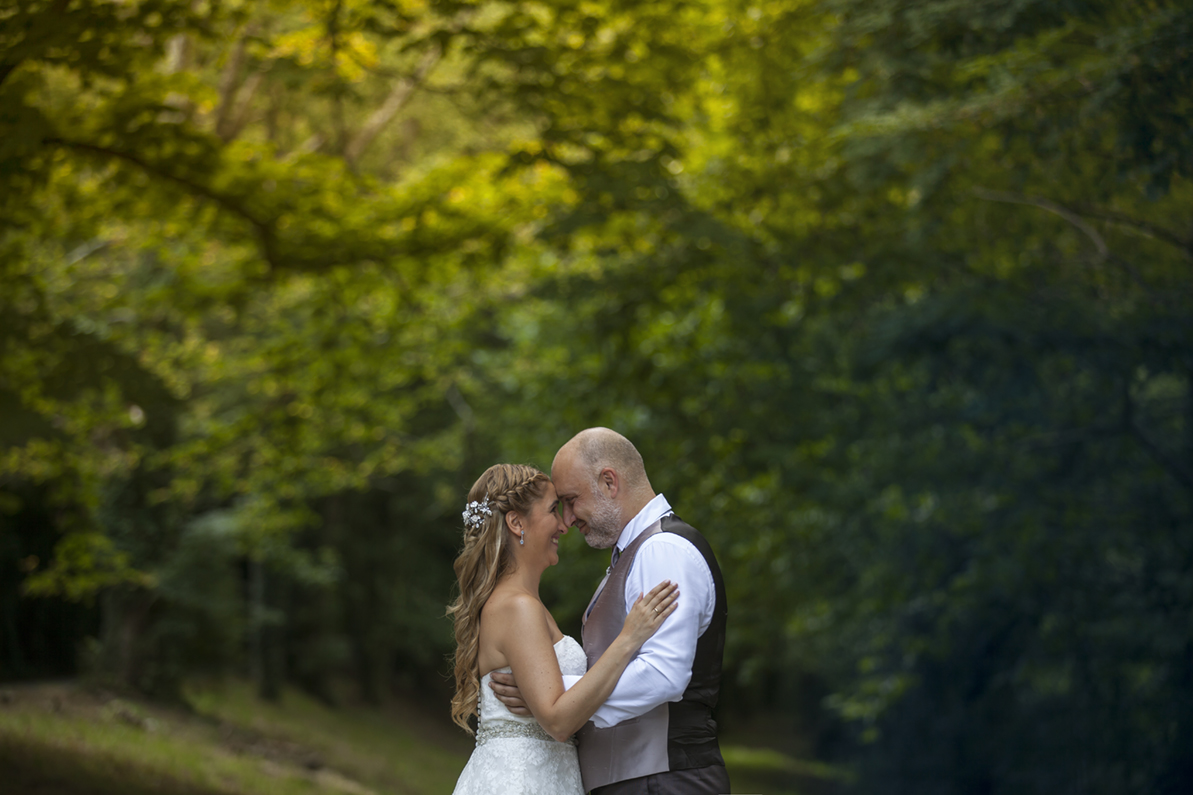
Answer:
[{"xmin": 599, "ymin": 467, "xmax": 620, "ymax": 499}]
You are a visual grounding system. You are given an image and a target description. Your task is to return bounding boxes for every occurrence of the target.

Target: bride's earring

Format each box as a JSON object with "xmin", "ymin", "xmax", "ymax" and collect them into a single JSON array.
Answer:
[{"xmin": 519, "ymin": 531, "xmax": 525, "ymax": 546}]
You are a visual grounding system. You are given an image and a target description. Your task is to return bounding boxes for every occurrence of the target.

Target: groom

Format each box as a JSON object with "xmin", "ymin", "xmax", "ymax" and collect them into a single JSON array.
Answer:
[{"xmin": 490, "ymin": 427, "xmax": 730, "ymax": 794}]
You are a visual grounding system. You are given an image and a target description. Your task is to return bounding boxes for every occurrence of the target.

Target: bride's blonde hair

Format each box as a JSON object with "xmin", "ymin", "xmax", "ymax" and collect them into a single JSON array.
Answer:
[{"xmin": 447, "ymin": 463, "xmax": 551, "ymax": 734}]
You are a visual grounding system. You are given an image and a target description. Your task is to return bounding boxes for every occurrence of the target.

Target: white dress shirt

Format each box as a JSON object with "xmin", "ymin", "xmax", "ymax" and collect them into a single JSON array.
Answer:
[{"xmin": 562, "ymin": 493, "xmax": 717, "ymax": 728}]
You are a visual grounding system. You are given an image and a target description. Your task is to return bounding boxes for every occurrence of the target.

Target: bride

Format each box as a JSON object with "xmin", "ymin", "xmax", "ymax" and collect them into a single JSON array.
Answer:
[{"xmin": 448, "ymin": 463, "xmax": 679, "ymax": 794}]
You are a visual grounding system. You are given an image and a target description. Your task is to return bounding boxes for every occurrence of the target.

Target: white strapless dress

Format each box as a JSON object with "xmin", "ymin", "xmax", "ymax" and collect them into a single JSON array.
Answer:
[{"xmin": 452, "ymin": 635, "xmax": 587, "ymax": 795}]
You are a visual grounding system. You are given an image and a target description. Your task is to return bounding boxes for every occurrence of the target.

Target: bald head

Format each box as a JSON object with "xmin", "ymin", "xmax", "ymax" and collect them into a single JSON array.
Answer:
[
  {"xmin": 556, "ymin": 427, "xmax": 651, "ymax": 495},
  {"xmin": 551, "ymin": 428, "xmax": 655, "ymax": 549}
]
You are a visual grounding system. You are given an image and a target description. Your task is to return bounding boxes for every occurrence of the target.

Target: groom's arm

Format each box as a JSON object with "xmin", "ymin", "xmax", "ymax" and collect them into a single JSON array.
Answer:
[{"xmin": 587, "ymin": 533, "xmax": 715, "ymax": 729}]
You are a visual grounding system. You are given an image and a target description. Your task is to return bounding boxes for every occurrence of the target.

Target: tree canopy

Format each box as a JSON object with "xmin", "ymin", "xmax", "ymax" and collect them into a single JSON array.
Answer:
[{"xmin": 2, "ymin": 0, "xmax": 1191, "ymax": 791}]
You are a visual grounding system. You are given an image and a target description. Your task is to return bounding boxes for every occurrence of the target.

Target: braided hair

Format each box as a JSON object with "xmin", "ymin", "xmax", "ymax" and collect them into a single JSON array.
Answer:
[{"xmin": 447, "ymin": 463, "xmax": 551, "ymax": 734}]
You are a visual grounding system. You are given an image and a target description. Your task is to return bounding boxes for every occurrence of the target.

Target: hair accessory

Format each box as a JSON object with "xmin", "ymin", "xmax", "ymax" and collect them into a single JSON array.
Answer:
[{"xmin": 462, "ymin": 497, "xmax": 494, "ymax": 531}]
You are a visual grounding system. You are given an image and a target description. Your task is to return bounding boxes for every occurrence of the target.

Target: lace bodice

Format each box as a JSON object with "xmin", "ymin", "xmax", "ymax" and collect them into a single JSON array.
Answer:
[{"xmin": 453, "ymin": 635, "xmax": 587, "ymax": 794}]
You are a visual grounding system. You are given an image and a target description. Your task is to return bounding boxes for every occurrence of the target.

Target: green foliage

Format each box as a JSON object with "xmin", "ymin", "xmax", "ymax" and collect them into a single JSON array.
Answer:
[
  {"xmin": 2, "ymin": 0, "xmax": 1192, "ymax": 791},
  {"xmin": 22, "ymin": 532, "xmax": 151, "ymax": 601}
]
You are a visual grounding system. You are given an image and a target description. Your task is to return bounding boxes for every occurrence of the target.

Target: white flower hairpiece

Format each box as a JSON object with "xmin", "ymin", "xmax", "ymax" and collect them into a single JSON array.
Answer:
[{"xmin": 462, "ymin": 497, "xmax": 493, "ymax": 531}]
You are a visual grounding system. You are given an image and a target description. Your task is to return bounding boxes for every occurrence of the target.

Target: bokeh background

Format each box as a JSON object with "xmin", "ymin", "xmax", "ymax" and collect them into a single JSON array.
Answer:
[{"xmin": 2, "ymin": 0, "xmax": 1191, "ymax": 793}]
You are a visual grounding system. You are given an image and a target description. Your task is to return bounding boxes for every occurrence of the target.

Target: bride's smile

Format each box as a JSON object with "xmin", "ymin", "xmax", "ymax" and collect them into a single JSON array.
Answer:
[{"xmin": 516, "ymin": 484, "xmax": 569, "ymax": 567}]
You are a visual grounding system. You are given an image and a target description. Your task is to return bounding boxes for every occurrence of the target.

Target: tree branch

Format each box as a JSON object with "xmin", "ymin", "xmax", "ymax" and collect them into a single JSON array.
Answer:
[
  {"xmin": 214, "ymin": 32, "xmax": 251, "ymax": 138},
  {"xmin": 291, "ymin": 134, "xmax": 326, "ymax": 157},
  {"xmin": 214, "ymin": 25, "xmax": 269, "ymax": 143},
  {"xmin": 1017, "ymin": 423, "xmax": 1120, "ymax": 452},
  {"xmin": 166, "ymin": 34, "xmax": 192, "ymax": 74},
  {"xmin": 1068, "ymin": 203, "xmax": 1193, "ymax": 260},
  {"xmin": 219, "ymin": 69, "xmax": 267, "ymax": 142},
  {"xmin": 328, "ymin": 0, "xmax": 347, "ymax": 156},
  {"xmin": 45, "ymin": 138, "xmax": 280, "ymax": 272},
  {"xmin": 973, "ymin": 188, "xmax": 1109, "ymax": 257},
  {"xmin": 344, "ymin": 44, "xmax": 442, "ymax": 166},
  {"xmin": 973, "ymin": 187, "xmax": 1171, "ymax": 305}
]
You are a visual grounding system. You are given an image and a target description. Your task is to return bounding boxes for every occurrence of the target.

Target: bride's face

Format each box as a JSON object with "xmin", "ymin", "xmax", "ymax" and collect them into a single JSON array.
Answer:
[{"xmin": 523, "ymin": 483, "xmax": 569, "ymax": 567}]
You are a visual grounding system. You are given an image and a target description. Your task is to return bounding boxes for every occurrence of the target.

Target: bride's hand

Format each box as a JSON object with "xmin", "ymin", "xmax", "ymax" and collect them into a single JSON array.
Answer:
[{"xmin": 620, "ymin": 580, "xmax": 679, "ymax": 648}]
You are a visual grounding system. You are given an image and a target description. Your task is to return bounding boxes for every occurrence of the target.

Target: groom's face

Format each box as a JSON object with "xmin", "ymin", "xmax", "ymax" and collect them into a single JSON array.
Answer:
[
  {"xmin": 552, "ymin": 452, "xmax": 589, "ymax": 533},
  {"xmin": 551, "ymin": 450, "xmax": 622, "ymax": 550}
]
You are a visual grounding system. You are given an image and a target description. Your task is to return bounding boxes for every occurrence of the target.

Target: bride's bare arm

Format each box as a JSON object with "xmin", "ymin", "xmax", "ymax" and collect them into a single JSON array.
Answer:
[{"xmin": 495, "ymin": 581, "xmax": 678, "ymax": 742}]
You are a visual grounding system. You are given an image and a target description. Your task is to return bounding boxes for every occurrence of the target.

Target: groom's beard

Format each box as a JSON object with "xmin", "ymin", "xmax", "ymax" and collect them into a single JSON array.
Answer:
[{"xmin": 583, "ymin": 488, "xmax": 622, "ymax": 550}]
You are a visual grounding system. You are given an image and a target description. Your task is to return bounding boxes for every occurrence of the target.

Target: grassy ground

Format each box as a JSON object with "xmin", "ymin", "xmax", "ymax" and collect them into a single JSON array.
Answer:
[
  {"xmin": 0, "ymin": 680, "xmax": 469, "ymax": 795},
  {"xmin": 0, "ymin": 680, "xmax": 841, "ymax": 794}
]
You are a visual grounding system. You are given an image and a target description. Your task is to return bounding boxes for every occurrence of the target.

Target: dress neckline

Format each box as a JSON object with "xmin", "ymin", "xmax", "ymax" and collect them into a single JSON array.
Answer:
[{"xmin": 479, "ymin": 636, "xmax": 572, "ymax": 680}]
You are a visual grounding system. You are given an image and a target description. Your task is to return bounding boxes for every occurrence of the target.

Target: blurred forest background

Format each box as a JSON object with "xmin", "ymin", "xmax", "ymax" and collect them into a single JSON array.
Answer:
[{"xmin": 2, "ymin": 0, "xmax": 1192, "ymax": 792}]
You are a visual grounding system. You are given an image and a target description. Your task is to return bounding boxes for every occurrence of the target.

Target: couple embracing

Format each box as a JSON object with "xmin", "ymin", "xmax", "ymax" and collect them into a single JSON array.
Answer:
[{"xmin": 448, "ymin": 428, "xmax": 730, "ymax": 795}]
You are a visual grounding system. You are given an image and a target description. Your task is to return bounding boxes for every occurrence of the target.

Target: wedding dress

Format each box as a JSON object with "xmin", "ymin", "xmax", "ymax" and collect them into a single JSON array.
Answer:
[{"xmin": 452, "ymin": 635, "xmax": 587, "ymax": 795}]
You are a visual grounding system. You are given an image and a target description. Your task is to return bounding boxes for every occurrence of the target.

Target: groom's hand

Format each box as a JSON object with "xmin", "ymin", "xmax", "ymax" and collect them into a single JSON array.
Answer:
[{"xmin": 487, "ymin": 671, "xmax": 532, "ymax": 716}]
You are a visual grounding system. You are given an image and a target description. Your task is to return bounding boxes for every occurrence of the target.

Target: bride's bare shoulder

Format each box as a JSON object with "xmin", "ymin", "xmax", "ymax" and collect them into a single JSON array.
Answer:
[
  {"xmin": 478, "ymin": 587, "xmax": 551, "ymax": 673},
  {"xmin": 485, "ymin": 588, "xmax": 558, "ymax": 646},
  {"xmin": 483, "ymin": 586, "xmax": 544, "ymax": 627}
]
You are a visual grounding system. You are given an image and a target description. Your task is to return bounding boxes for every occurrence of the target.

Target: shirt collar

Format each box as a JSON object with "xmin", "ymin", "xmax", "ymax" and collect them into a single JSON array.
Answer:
[{"xmin": 614, "ymin": 493, "xmax": 673, "ymax": 559}]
